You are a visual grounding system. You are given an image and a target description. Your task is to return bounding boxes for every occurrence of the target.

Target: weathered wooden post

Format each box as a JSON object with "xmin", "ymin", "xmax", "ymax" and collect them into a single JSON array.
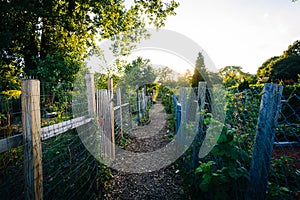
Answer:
[
  {"xmin": 179, "ymin": 88, "xmax": 187, "ymax": 123},
  {"xmin": 191, "ymin": 82, "xmax": 206, "ymax": 169},
  {"xmin": 136, "ymin": 85, "xmax": 140, "ymax": 124},
  {"xmin": 172, "ymin": 95, "xmax": 178, "ymax": 133},
  {"xmin": 177, "ymin": 104, "xmax": 181, "ymax": 133},
  {"xmin": 116, "ymin": 87, "xmax": 123, "ymax": 138},
  {"xmin": 128, "ymin": 102, "xmax": 133, "ymax": 130},
  {"xmin": 246, "ymin": 83, "xmax": 283, "ymax": 200},
  {"xmin": 108, "ymin": 78, "xmax": 115, "ymax": 159},
  {"xmin": 85, "ymin": 73, "xmax": 96, "ymax": 116},
  {"xmin": 22, "ymin": 79, "xmax": 43, "ymax": 200},
  {"xmin": 141, "ymin": 87, "xmax": 146, "ymax": 117},
  {"xmin": 96, "ymin": 89, "xmax": 107, "ymax": 158},
  {"xmin": 178, "ymin": 88, "xmax": 187, "ymax": 152}
]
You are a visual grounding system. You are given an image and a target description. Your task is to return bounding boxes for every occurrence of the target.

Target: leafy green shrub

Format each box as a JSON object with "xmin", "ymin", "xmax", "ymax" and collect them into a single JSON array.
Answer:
[
  {"xmin": 195, "ymin": 124, "xmax": 250, "ymax": 200},
  {"xmin": 160, "ymin": 86, "xmax": 174, "ymax": 114},
  {"xmin": 266, "ymin": 156, "xmax": 300, "ymax": 199}
]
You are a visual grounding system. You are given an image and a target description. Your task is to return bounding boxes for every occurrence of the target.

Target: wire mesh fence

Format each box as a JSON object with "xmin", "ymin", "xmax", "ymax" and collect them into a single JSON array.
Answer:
[
  {"xmin": 0, "ymin": 84, "xmax": 24, "ymax": 200},
  {"xmin": 0, "ymin": 79, "xmax": 111, "ymax": 200},
  {"xmin": 2, "ymin": 75, "xmax": 298, "ymax": 199},
  {"xmin": 0, "ymin": 145, "xmax": 25, "ymax": 199},
  {"xmin": 42, "ymin": 129, "xmax": 100, "ymax": 200},
  {"xmin": 174, "ymin": 83, "xmax": 300, "ymax": 199}
]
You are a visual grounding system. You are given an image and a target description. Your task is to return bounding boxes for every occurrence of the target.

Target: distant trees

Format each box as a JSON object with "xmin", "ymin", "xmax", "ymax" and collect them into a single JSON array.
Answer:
[
  {"xmin": 156, "ymin": 66, "xmax": 175, "ymax": 85},
  {"xmin": 156, "ymin": 67, "xmax": 191, "ymax": 88},
  {"xmin": 257, "ymin": 40, "xmax": 300, "ymax": 84},
  {"xmin": 119, "ymin": 57, "xmax": 157, "ymax": 92},
  {"xmin": 218, "ymin": 66, "xmax": 254, "ymax": 88}
]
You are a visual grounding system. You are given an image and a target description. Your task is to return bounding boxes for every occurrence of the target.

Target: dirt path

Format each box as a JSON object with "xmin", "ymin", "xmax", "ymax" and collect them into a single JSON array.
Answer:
[{"xmin": 105, "ymin": 101, "xmax": 186, "ymax": 200}]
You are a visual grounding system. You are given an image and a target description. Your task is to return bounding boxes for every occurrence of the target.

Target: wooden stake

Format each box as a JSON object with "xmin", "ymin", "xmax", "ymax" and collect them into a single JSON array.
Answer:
[
  {"xmin": 22, "ymin": 79, "xmax": 43, "ymax": 200},
  {"xmin": 108, "ymin": 78, "xmax": 115, "ymax": 159},
  {"xmin": 116, "ymin": 88, "xmax": 123, "ymax": 138},
  {"xmin": 85, "ymin": 73, "xmax": 96, "ymax": 116}
]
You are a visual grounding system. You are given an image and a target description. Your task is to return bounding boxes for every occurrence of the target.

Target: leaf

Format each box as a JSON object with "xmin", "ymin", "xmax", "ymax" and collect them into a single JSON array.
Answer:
[
  {"xmin": 280, "ymin": 187, "xmax": 291, "ymax": 193},
  {"xmin": 199, "ymin": 182, "xmax": 209, "ymax": 192}
]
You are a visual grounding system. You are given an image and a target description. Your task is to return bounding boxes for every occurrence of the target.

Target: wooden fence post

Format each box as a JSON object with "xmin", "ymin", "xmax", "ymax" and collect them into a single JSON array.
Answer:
[
  {"xmin": 191, "ymin": 82, "xmax": 207, "ymax": 169},
  {"xmin": 85, "ymin": 73, "xmax": 96, "ymax": 116},
  {"xmin": 172, "ymin": 95, "xmax": 178, "ymax": 133},
  {"xmin": 136, "ymin": 85, "xmax": 140, "ymax": 124},
  {"xmin": 197, "ymin": 82, "xmax": 207, "ymax": 142},
  {"xmin": 22, "ymin": 79, "xmax": 43, "ymax": 200},
  {"xmin": 116, "ymin": 87, "xmax": 123, "ymax": 138},
  {"xmin": 128, "ymin": 102, "xmax": 133, "ymax": 130},
  {"xmin": 178, "ymin": 88, "xmax": 187, "ymax": 152},
  {"xmin": 246, "ymin": 83, "xmax": 283, "ymax": 200},
  {"xmin": 179, "ymin": 88, "xmax": 187, "ymax": 123},
  {"xmin": 96, "ymin": 90, "xmax": 107, "ymax": 157},
  {"xmin": 108, "ymin": 78, "xmax": 115, "ymax": 159},
  {"xmin": 141, "ymin": 88, "xmax": 146, "ymax": 117}
]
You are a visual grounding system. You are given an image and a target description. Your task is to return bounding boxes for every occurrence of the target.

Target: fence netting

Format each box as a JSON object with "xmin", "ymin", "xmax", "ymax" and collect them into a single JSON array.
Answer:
[
  {"xmin": 176, "ymin": 84, "xmax": 300, "ymax": 199},
  {"xmin": 0, "ymin": 84, "xmax": 24, "ymax": 200},
  {"xmin": 1, "ymin": 77, "xmax": 299, "ymax": 200},
  {"xmin": 40, "ymin": 82, "xmax": 107, "ymax": 200}
]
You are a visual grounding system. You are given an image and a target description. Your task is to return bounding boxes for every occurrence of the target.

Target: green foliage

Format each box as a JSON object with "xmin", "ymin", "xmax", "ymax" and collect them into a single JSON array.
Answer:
[
  {"xmin": 0, "ymin": 0, "xmax": 179, "ymax": 96},
  {"xmin": 195, "ymin": 120, "xmax": 250, "ymax": 200},
  {"xmin": 119, "ymin": 57, "xmax": 157, "ymax": 93},
  {"xmin": 160, "ymin": 86, "xmax": 174, "ymax": 114},
  {"xmin": 237, "ymin": 80, "xmax": 250, "ymax": 91},
  {"xmin": 118, "ymin": 135, "xmax": 131, "ymax": 149},
  {"xmin": 279, "ymin": 83, "xmax": 300, "ymax": 123},
  {"xmin": 95, "ymin": 73, "xmax": 120, "ymax": 90},
  {"xmin": 269, "ymin": 56, "xmax": 300, "ymax": 83},
  {"xmin": 0, "ymin": 61, "xmax": 22, "ymax": 100},
  {"xmin": 218, "ymin": 66, "xmax": 254, "ymax": 88},
  {"xmin": 266, "ymin": 156, "xmax": 300, "ymax": 199},
  {"xmin": 257, "ymin": 40, "xmax": 300, "ymax": 84},
  {"xmin": 177, "ymin": 88, "xmax": 260, "ymax": 199},
  {"xmin": 256, "ymin": 56, "xmax": 279, "ymax": 82}
]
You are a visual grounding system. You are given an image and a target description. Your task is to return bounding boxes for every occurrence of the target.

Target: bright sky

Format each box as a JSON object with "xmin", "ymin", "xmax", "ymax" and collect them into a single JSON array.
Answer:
[
  {"xmin": 161, "ymin": 0, "xmax": 300, "ymax": 74},
  {"xmin": 89, "ymin": 1, "xmax": 300, "ymax": 75}
]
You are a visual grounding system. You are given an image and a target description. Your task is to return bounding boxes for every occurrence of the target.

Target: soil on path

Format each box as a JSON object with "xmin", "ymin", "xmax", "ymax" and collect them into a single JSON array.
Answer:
[{"xmin": 104, "ymin": 101, "xmax": 186, "ymax": 200}]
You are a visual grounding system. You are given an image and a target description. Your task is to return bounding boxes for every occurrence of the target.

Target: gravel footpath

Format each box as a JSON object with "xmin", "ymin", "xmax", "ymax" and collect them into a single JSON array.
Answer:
[{"xmin": 104, "ymin": 101, "xmax": 186, "ymax": 200}]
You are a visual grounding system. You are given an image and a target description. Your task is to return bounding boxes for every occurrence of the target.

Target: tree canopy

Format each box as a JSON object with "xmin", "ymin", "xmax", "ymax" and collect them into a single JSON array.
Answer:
[
  {"xmin": 119, "ymin": 57, "xmax": 157, "ymax": 92},
  {"xmin": 218, "ymin": 66, "xmax": 253, "ymax": 88},
  {"xmin": 256, "ymin": 40, "xmax": 300, "ymax": 84},
  {"xmin": 0, "ymin": 0, "xmax": 179, "ymax": 97}
]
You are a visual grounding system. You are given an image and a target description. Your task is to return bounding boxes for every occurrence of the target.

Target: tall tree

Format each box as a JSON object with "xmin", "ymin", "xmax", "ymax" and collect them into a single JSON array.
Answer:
[
  {"xmin": 0, "ymin": 0, "xmax": 179, "ymax": 92},
  {"xmin": 191, "ymin": 52, "xmax": 206, "ymax": 88}
]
